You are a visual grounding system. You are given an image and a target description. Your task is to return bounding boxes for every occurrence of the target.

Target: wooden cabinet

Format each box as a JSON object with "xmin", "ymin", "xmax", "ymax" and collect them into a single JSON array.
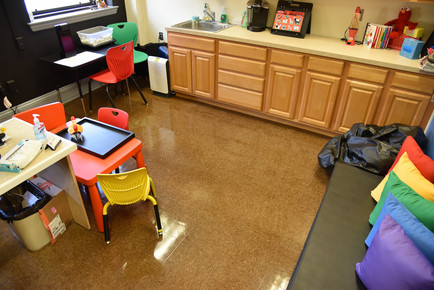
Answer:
[
  {"xmin": 168, "ymin": 33, "xmax": 215, "ymax": 99},
  {"xmin": 298, "ymin": 57, "xmax": 343, "ymax": 129},
  {"xmin": 333, "ymin": 64, "xmax": 388, "ymax": 133},
  {"xmin": 168, "ymin": 32, "xmax": 434, "ymax": 136},
  {"xmin": 192, "ymin": 50, "xmax": 215, "ymax": 99},
  {"xmin": 265, "ymin": 49, "xmax": 303, "ymax": 119},
  {"xmin": 217, "ymin": 41, "xmax": 267, "ymax": 111},
  {"xmin": 375, "ymin": 72, "xmax": 433, "ymax": 126},
  {"xmin": 169, "ymin": 46, "xmax": 192, "ymax": 94}
]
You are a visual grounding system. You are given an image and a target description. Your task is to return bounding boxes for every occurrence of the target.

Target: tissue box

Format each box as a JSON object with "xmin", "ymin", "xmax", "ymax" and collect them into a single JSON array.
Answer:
[
  {"xmin": 403, "ymin": 26, "xmax": 424, "ymax": 39},
  {"xmin": 400, "ymin": 38, "xmax": 424, "ymax": 59}
]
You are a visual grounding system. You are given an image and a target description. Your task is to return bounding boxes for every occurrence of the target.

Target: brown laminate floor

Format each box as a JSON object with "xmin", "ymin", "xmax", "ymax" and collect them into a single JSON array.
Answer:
[{"xmin": 0, "ymin": 81, "xmax": 330, "ymax": 289}]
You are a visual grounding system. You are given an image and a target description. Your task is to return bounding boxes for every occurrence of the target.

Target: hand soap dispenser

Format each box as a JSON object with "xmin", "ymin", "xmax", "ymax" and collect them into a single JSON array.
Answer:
[{"xmin": 33, "ymin": 114, "xmax": 47, "ymax": 141}]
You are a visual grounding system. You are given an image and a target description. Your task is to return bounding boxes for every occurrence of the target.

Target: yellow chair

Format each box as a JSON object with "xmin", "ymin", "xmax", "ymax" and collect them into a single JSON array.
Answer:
[{"xmin": 97, "ymin": 167, "xmax": 162, "ymax": 244}]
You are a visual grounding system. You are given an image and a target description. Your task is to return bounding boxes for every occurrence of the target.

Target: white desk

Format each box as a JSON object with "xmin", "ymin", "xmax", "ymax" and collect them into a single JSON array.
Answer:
[{"xmin": 0, "ymin": 118, "xmax": 90, "ymax": 229}]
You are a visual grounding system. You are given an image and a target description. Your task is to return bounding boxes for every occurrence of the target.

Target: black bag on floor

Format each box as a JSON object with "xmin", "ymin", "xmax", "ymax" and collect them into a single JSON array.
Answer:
[{"xmin": 318, "ymin": 123, "xmax": 428, "ymax": 175}]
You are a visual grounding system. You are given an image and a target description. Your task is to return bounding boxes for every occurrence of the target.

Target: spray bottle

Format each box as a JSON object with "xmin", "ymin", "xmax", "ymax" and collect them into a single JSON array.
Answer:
[{"xmin": 33, "ymin": 114, "xmax": 47, "ymax": 141}]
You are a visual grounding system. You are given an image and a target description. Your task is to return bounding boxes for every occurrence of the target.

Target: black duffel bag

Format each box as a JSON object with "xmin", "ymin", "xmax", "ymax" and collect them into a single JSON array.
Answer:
[{"xmin": 318, "ymin": 123, "xmax": 428, "ymax": 175}]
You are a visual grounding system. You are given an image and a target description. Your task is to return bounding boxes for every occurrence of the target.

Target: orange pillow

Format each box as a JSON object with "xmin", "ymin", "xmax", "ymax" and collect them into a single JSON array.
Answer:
[
  {"xmin": 371, "ymin": 152, "xmax": 434, "ymax": 202},
  {"xmin": 388, "ymin": 136, "xmax": 434, "ymax": 183}
]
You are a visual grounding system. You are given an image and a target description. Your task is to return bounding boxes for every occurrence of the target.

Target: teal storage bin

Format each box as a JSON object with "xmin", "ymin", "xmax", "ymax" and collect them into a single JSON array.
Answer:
[{"xmin": 400, "ymin": 38, "xmax": 424, "ymax": 59}]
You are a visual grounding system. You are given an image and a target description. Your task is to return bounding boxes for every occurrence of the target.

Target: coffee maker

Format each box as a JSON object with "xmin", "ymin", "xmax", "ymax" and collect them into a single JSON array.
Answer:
[{"xmin": 246, "ymin": 0, "xmax": 269, "ymax": 32}]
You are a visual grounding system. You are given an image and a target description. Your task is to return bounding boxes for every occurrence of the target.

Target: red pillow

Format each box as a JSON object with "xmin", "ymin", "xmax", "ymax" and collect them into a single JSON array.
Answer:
[{"xmin": 388, "ymin": 136, "xmax": 434, "ymax": 183}]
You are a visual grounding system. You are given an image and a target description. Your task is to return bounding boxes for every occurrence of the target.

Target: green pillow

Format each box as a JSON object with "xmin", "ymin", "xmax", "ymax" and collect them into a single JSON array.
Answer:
[{"xmin": 369, "ymin": 171, "xmax": 434, "ymax": 232}]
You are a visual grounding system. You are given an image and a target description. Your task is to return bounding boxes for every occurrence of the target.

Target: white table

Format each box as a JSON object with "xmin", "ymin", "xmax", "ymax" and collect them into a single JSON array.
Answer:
[{"xmin": 0, "ymin": 118, "xmax": 90, "ymax": 229}]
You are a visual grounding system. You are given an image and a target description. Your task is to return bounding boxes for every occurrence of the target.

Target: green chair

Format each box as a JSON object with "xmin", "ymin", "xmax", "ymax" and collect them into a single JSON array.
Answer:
[{"xmin": 107, "ymin": 22, "xmax": 148, "ymax": 64}]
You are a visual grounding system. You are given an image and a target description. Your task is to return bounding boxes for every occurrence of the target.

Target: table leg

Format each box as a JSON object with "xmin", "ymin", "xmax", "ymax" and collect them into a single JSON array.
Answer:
[
  {"xmin": 135, "ymin": 150, "xmax": 146, "ymax": 168},
  {"xmin": 87, "ymin": 183, "xmax": 105, "ymax": 232},
  {"xmin": 75, "ymin": 78, "xmax": 87, "ymax": 117}
]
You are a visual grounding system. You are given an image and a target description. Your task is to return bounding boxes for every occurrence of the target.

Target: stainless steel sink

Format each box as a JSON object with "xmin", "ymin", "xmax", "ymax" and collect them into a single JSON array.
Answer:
[{"xmin": 172, "ymin": 20, "xmax": 232, "ymax": 33}]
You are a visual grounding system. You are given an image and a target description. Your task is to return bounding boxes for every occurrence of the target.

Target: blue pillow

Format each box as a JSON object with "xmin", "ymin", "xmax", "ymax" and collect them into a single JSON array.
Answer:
[
  {"xmin": 366, "ymin": 193, "xmax": 434, "ymax": 265},
  {"xmin": 356, "ymin": 214, "xmax": 434, "ymax": 289}
]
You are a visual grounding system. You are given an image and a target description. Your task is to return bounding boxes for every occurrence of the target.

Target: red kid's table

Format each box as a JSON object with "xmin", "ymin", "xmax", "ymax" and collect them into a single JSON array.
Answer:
[{"xmin": 69, "ymin": 138, "xmax": 146, "ymax": 232}]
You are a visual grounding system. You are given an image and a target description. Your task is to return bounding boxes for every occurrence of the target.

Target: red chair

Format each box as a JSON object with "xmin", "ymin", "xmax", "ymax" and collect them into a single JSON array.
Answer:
[
  {"xmin": 98, "ymin": 107, "xmax": 129, "ymax": 130},
  {"xmin": 13, "ymin": 102, "xmax": 67, "ymax": 133},
  {"xmin": 88, "ymin": 41, "xmax": 148, "ymax": 112}
]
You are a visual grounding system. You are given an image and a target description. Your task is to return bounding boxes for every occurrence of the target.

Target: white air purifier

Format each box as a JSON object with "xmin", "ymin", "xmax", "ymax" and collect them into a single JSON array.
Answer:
[{"xmin": 148, "ymin": 56, "xmax": 171, "ymax": 97}]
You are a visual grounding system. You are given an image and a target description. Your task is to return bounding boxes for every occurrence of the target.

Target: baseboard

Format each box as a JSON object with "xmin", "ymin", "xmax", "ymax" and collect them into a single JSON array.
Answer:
[{"xmin": 0, "ymin": 79, "xmax": 101, "ymax": 123}]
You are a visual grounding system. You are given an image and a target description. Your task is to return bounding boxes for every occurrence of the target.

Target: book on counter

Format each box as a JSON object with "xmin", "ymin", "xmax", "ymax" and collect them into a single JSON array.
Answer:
[{"xmin": 363, "ymin": 23, "xmax": 393, "ymax": 49}]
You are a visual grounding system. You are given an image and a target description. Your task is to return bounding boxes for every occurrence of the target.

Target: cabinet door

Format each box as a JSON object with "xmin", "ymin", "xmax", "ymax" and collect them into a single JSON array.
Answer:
[
  {"xmin": 266, "ymin": 64, "xmax": 301, "ymax": 119},
  {"xmin": 192, "ymin": 50, "xmax": 215, "ymax": 99},
  {"xmin": 334, "ymin": 80, "xmax": 383, "ymax": 133},
  {"xmin": 298, "ymin": 72, "xmax": 341, "ymax": 129},
  {"xmin": 377, "ymin": 88, "xmax": 431, "ymax": 126},
  {"xmin": 169, "ymin": 46, "xmax": 192, "ymax": 94}
]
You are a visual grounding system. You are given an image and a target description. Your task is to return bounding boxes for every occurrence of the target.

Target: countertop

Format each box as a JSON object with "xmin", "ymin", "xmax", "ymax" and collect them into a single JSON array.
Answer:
[
  {"xmin": 0, "ymin": 118, "xmax": 77, "ymax": 195},
  {"xmin": 166, "ymin": 24, "xmax": 425, "ymax": 74}
]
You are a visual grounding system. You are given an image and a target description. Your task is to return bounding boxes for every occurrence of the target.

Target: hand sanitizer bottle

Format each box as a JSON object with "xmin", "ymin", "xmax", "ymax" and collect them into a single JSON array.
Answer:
[{"xmin": 33, "ymin": 114, "xmax": 47, "ymax": 141}]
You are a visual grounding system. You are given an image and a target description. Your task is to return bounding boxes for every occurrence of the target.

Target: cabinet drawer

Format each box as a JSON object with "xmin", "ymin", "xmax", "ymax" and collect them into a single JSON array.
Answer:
[
  {"xmin": 217, "ymin": 84, "xmax": 263, "ymax": 111},
  {"xmin": 218, "ymin": 70, "xmax": 264, "ymax": 92},
  {"xmin": 168, "ymin": 33, "xmax": 215, "ymax": 52},
  {"xmin": 347, "ymin": 63, "xmax": 388, "ymax": 84},
  {"xmin": 391, "ymin": 72, "xmax": 434, "ymax": 95},
  {"xmin": 270, "ymin": 49, "xmax": 304, "ymax": 68},
  {"xmin": 219, "ymin": 41, "xmax": 267, "ymax": 61},
  {"xmin": 219, "ymin": 55, "xmax": 266, "ymax": 77},
  {"xmin": 307, "ymin": 56, "xmax": 344, "ymax": 76}
]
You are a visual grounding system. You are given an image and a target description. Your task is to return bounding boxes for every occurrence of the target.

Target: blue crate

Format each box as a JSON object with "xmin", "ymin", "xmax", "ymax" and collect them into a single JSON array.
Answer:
[{"xmin": 400, "ymin": 38, "xmax": 425, "ymax": 59}]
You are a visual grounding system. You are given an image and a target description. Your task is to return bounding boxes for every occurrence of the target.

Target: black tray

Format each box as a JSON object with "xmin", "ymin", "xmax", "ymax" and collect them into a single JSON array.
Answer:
[{"xmin": 57, "ymin": 117, "xmax": 135, "ymax": 159}]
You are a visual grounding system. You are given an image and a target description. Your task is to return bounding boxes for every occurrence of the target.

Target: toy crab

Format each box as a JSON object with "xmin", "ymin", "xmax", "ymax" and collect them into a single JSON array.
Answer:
[{"xmin": 68, "ymin": 116, "xmax": 84, "ymax": 143}]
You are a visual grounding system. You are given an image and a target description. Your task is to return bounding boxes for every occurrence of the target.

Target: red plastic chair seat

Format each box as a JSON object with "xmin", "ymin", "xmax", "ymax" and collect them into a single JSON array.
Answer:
[{"xmin": 89, "ymin": 68, "xmax": 120, "ymax": 84}]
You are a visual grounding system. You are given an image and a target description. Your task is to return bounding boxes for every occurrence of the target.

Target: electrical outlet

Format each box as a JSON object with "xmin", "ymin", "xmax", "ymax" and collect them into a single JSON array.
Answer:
[
  {"xmin": 6, "ymin": 80, "xmax": 17, "ymax": 94},
  {"xmin": 15, "ymin": 37, "xmax": 24, "ymax": 50},
  {"xmin": 158, "ymin": 32, "xmax": 164, "ymax": 41}
]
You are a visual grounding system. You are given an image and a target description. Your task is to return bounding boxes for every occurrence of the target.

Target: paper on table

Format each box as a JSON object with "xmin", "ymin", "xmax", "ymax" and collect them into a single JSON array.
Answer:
[{"xmin": 54, "ymin": 51, "xmax": 104, "ymax": 67}]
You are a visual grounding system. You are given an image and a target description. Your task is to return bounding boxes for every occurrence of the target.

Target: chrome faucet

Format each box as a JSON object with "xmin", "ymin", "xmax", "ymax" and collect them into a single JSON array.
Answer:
[{"xmin": 203, "ymin": 4, "xmax": 215, "ymax": 22}]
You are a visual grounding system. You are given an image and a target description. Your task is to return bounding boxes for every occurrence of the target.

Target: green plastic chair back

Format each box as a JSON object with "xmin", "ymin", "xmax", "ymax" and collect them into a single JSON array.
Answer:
[
  {"xmin": 108, "ymin": 22, "xmax": 139, "ymax": 46},
  {"xmin": 108, "ymin": 22, "xmax": 148, "ymax": 64}
]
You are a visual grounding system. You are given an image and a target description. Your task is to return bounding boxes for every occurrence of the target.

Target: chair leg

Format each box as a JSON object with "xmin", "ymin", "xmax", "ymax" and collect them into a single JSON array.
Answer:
[
  {"xmin": 103, "ymin": 213, "xmax": 110, "ymax": 244},
  {"xmin": 153, "ymin": 204, "xmax": 163, "ymax": 237},
  {"xmin": 129, "ymin": 76, "xmax": 148, "ymax": 105},
  {"xmin": 148, "ymin": 195, "xmax": 162, "ymax": 237},
  {"xmin": 150, "ymin": 177, "xmax": 157, "ymax": 198},
  {"xmin": 88, "ymin": 79, "xmax": 93, "ymax": 112},
  {"xmin": 105, "ymin": 85, "xmax": 116, "ymax": 108}
]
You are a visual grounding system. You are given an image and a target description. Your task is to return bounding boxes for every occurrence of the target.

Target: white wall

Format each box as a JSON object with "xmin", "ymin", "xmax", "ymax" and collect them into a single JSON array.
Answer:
[{"xmin": 127, "ymin": 0, "xmax": 434, "ymax": 45}]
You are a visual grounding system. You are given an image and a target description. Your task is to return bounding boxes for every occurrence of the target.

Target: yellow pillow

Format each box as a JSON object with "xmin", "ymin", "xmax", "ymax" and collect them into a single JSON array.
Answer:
[{"xmin": 371, "ymin": 152, "xmax": 434, "ymax": 202}]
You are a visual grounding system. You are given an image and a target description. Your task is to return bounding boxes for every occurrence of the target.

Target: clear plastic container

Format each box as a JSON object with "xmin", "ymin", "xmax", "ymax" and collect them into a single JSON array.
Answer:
[{"xmin": 77, "ymin": 26, "xmax": 113, "ymax": 46}]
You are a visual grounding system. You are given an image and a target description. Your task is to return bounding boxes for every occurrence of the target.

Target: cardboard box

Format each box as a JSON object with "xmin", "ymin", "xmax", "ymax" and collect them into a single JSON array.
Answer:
[{"xmin": 30, "ymin": 177, "xmax": 73, "ymax": 244}]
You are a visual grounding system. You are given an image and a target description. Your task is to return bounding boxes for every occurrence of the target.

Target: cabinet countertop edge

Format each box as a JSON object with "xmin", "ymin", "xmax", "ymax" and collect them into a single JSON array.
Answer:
[{"xmin": 166, "ymin": 25, "xmax": 428, "ymax": 75}]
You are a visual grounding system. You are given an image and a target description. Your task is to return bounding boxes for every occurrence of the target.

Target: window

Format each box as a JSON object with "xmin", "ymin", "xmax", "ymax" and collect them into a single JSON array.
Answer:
[{"xmin": 24, "ymin": 0, "xmax": 118, "ymax": 32}]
